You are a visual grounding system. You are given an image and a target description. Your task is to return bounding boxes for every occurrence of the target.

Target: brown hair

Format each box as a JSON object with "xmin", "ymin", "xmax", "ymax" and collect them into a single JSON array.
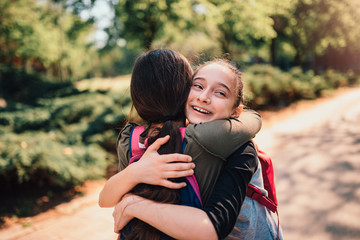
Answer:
[
  {"xmin": 194, "ymin": 59, "xmax": 244, "ymax": 108},
  {"xmin": 125, "ymin": 49, "xmax": 193, "ymax": 240}
]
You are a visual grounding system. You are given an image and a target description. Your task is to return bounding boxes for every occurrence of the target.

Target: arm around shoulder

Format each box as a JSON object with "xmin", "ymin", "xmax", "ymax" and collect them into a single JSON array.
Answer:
[{"xmin": 185, "ymin": 109, "xmax": 262, "ymax": 159}]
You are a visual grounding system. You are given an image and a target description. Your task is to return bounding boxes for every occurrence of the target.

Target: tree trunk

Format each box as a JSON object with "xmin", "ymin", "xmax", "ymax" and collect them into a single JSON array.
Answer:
[
  {"xmin": 313, "ymin": 53, "xmax": 319, "ymax": 75},
  {"xmin": 270, "ymin": 38, "xmax": 276, "ymax": 66}
]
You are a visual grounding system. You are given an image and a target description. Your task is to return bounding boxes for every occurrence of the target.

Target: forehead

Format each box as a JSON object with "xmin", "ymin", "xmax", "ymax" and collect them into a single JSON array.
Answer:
[
  {"xmin": 195, "ymin": 63, "xmax": 237, "ymax": 89},
  {"xmin": 196, "ymin": 63, "xmax": 231, "ymax": 74}
]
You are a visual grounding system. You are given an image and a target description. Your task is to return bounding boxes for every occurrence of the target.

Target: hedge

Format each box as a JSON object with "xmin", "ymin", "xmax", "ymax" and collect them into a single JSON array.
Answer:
[
  {"xmin": 243, "ymin": 65, "xmax": 359, "ymax": 109},
  {"xmin": 0, "ymin": 67, "xmax": 131, "ymax": 188}
]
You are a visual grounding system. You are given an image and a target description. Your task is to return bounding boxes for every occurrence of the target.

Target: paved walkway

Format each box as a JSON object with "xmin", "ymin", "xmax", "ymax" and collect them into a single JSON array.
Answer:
[{"xmin": 1, "ymin": 87, "xmax": 359, "ymax": 240}]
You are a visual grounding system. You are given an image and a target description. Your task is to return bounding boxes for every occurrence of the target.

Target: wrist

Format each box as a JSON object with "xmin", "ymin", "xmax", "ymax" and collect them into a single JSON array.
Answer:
[
  {"xmin": 125, "ymin": 195, "xmax": 149, "ymax": 217},
  {"xmin": 126, "ymin": 162, "xmax": 143, "ymax": 185}
]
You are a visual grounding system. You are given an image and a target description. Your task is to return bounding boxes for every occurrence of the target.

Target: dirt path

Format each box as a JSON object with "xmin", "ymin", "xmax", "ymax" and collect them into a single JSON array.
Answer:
[
  {"xmin": 1, "ymin": 87, "xmax": 359, "ymax": 240},
  {"xmin": 0, "ymin": 180, "xmax": 117, "ymax": 240},
  {"xmin": 254, "ymin": 86, "xmax": 360, "ymax": 240}
]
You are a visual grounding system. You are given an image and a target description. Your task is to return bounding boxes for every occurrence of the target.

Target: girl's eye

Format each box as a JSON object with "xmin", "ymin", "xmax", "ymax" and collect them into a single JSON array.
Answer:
[
  {"xmin": 216, "ymin": 91, "xmax": 226, "ymax": 97},
  {"xmin": 193, "ymin": 84, "xmax": 203, "ymax": 89}
]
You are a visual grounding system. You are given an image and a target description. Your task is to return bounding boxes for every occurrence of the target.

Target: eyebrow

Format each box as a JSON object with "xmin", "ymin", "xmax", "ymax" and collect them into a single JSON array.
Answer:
[
  {"xmin": 193, "ymin": 77, "xmax": 231, "ymax": 92},
  {"xmin": 218, "ymin": 82, "xmax": 231, "ymax": 92},
  {"xmin": 193, "ymin": 76, "xmax": 203, "ymax": 81},
  {"xmin": 193, "ymin": 76, "xmax": 231, "ymax": 92}
]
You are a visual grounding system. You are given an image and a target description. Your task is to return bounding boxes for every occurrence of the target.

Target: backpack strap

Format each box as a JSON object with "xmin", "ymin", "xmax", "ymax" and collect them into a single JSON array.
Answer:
[
  {"xmin": 257, "ymin": 149, "xmax": 278, "ymax": 205},
  {"xmin": 246, "ymin": 184, "xmax": 277, "ymax": 213},
  {"xmin": 179, "ymin": 127, "xmax": 202, "ymax": 205},
  {"xmin": 248, "ymin": 140, "xmax": 281, "ymax": 240},
  {"xmin": 247, "ymin": 184, "xmax": 280, "ymax": 239},
  {"xmin": 129, "ymin": 126, "xmax": 145, "ymax": 164}
]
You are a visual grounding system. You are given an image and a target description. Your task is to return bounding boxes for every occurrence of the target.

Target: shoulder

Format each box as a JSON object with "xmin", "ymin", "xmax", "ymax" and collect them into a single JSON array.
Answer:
[
  {"xmin": 227, "ymin": 141, "xmax": 258, "ymax": 171},
  {"xmin": 117, "ymin": 122, "xmax": 139, "ymax": 143},
  {"xmin": 117, "ymin": 122, "xmax": 139, "ymax": 171},
  {"xmin": 235, "ymin": 140, "xmax": 257, "ymax": 155}
]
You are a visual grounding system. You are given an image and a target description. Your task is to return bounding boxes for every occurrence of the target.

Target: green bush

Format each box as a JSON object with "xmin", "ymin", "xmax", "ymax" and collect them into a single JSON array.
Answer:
[
  {"xmin": 0, "ymin": 83, "xmax": 131, "ymax": 188},
  {"xmin": 244, "ymin": 65, "xmax": 294, "ymax": 108},
  {"xmin": 243, "ymin": 64, "xmax": 358, "ymax": 109},
  {"xmin": 0, "ymin": 64, "xmax": 80, "ymax": 103},
  {"xmin": 0, "ymin": 132, "xmax": 108, "ymax": 187}
]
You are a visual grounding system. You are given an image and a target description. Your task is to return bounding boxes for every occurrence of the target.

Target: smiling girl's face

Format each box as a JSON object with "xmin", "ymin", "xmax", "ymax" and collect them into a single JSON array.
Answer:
[{"xmin": 185, "ymin": 63, "xmax": 242, "ymax": 124}]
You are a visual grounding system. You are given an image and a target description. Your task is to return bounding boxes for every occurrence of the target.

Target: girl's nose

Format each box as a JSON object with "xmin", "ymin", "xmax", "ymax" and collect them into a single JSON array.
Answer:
[{"xmin": 197, "ymin": 90, "xmax": 210, "ymax": 103}]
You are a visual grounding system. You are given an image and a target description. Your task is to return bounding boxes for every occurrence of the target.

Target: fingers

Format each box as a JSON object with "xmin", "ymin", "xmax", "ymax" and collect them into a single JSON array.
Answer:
[
  {"xmin": 174, "ymin": 163, "xmax": 195, "ymax": 174},
  {"xmin": 160, "ymin": 179, "xmax": 187, "ymax": 189},
  {"xmin": 161, "ymin": 153, "xmax": 192, "ymax": 163},
  {"xmin": 163, "ymin": 168, "xmax": 194, "ymax": 178},
  {"xmin": 113, "ymin": 208, "xmax": 121, "ymax": 233},
  {"xmin": 148, "ymin": 135, "xmax": 170, "ymax": 151},
  {"xmin": 160, "ymin": 160, "xmax": 195, "ymax": 171}
]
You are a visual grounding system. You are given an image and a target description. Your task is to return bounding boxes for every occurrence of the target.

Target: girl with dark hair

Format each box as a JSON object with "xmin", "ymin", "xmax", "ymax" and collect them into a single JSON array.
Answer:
[
  {"xmin": 99, "ymin": 51, "xmax": 269, "ymax": 239},
  {"xmin": 101, "ymin": 49, "xmax": 194, "ymax": 240}
]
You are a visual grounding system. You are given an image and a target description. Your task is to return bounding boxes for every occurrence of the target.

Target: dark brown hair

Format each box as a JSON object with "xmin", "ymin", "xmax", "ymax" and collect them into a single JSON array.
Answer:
[
  {"xmin": 125, "ymin": 49, "xmax": 193, "ymax": 240},
  {"xmin": 194, "ymin": 59, "xmax": 244, "ymax": 107}
]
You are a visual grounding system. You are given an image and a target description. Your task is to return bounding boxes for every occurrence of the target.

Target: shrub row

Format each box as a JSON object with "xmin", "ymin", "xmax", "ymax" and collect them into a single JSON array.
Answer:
[
  {"xmin": 0, "ymin": 64, "xmax": 80, "ymax": 103},
  {"xmin": 0, "ymin": 132, "xmax": 108, "ymax": 187},
  {"xmin": 0, "ymin": 75, "xmax": 131, "ymax": 188},
  {"xmin": 243, "ymin": 65, "xmax": 360, "ymax": 109}
]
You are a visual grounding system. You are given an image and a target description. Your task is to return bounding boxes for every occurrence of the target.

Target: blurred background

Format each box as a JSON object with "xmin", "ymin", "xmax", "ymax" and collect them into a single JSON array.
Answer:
[{"xmin": 1, "ymin": 0, "xmax": 360, "ymax": 235}]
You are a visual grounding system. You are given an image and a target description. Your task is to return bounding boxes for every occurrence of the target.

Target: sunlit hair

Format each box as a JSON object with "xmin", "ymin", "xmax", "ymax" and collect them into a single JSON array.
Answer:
[
  {"xmin": 193, "ymin": 59, "xmax": 244, "ymax": 108},
  {"xmin": 125, "ymin": 49, "xmax": 193, "ymax": 240}
]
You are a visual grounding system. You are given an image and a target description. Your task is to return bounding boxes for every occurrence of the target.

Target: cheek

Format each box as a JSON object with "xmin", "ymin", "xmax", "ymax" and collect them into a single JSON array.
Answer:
[
  {"xmin": 185, "ymin": 96, "xmax": 192, "ymax": 112},
  {"xmin": 186, "ymin": 90, "xmax": 196, "ymax": 102},
  {"xmin": 221, "ymin": 101, "xmax": 237, "ymax": 116}
]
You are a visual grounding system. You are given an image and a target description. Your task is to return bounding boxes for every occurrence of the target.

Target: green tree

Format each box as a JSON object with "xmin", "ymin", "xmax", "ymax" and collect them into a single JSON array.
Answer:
[
  {"xmin": 107, "ymin": 0, "xmax": 194, "ymax": 51},
  {"xmin": 273, "ymin": 0, "xmax": 360, "ymax": 72},
  {"xmin": 0, "ymin": 0, "xmax": 96, "ymax": 81},
  {"xmin": 195, "ymin": 0, "xmax": 276, "ymax": 59}
]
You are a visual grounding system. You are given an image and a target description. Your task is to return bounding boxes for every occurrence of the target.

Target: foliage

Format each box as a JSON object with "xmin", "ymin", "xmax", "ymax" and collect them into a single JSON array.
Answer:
[
  {"xmin": 0, "ymin": 64, "xmax": 78, "ymax": 102},
  {"xmin": 2, "ymin": 0, "xmax": 359, "ymax": 79},
  {"xmin": 243, "ymin": 64, "xmax": 359, "ymax": 109},
  {"xmin": 0, "ymin": 81, "xmax": 131, "ymax": 188},
  {"xmin": 0, "ymin": 0, "xmax": 97, "ymax": 81},
  {"xmin": 108, "ymin": 0, "xmax": 195, "ymax": 50},
  {"xmin": 94, "ymin": 47, "xmax": 142, "ymax": 77},
  {"xmin": 269, "ymin": 0, "xmax": 360, "ymax": 72},
  {"xmin": 197, "ymin": 0, "xmax": 276, "ymax": 56},
  {"xmin": 0, "ymin": 132, "xmax": 107, "ymax": 187}
]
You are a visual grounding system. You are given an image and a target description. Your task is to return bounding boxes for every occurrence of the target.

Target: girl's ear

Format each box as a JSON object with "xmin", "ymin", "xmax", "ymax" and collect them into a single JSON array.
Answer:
[{"xmin": 231, "ymin": 105, "xmax": 243, "ymax": 118}]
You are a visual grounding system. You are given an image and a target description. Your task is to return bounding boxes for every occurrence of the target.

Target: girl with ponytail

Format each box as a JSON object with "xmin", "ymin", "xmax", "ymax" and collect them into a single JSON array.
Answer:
[
  {"xmin": 100, "ymin": 49, "xmax": 195, "ymax": 240},
  {"xmin": 124, "ymin": 49, "xmax": 193, "ymax": 240}
]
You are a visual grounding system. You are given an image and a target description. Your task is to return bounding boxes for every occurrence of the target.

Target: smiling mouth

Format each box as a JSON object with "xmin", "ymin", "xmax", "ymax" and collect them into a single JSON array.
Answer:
[{"xmin": 193, "ymin": 106, "xmax": 210, "ymax": 114}]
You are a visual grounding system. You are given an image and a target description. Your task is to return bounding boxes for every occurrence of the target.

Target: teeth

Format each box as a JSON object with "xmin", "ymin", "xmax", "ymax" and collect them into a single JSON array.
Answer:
[{"xmin": 193, "ymin": 107, "xmax": 210, "ymax": 114}]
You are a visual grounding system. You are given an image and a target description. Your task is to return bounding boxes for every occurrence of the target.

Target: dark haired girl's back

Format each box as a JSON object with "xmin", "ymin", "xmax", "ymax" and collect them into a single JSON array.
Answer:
[{"xmin": 120, "ymin": 49, "xmax": 193, "ymax": 240}]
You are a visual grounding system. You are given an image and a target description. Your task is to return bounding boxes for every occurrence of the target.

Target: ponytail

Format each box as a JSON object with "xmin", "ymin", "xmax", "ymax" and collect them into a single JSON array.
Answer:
[{"xmin": 126, "ymin": 120, "xmax": 183, "ymax": 240}]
